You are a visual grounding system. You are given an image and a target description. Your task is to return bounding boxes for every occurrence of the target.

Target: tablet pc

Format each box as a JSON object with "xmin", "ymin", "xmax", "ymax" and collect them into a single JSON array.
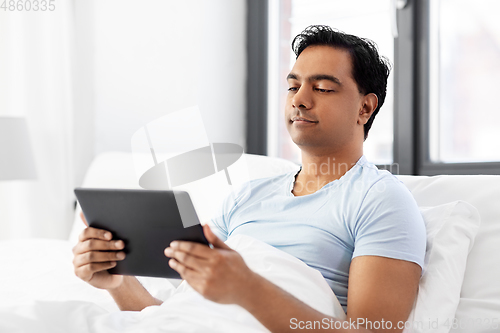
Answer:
[{"xmin": 74, "ymin": 188, "xmax": 209, "ymax": 279}]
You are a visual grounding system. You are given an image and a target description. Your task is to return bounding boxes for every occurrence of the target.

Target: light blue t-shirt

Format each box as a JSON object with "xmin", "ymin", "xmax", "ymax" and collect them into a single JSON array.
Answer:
[{"xmin": 209, "ymin": 155, "xmax": 426, "ymax": 312}]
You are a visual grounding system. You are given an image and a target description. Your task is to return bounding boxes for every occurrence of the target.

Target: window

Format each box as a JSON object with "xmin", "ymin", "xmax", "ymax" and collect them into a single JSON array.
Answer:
[
  {"xmin": 415, "ymin": 0, "xmax": 500, "ymax": 174},
  {"xmin": 429, "ymin": 0, "xmax": 500, "ymax": 163}
]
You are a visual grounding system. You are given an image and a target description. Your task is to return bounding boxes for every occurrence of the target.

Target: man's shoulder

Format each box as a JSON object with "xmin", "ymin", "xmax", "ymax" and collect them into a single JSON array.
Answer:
[
  {"xmin": 353, "ymin": 162, "xmax": 419, "ymax": 216},
  {"xmin": 229, "ymin": 170, "xmax": 296, "ymax": 202},
  {"xmin": 344, "ymin": 159, "xmax": 416, "ymax": 211},
  {"xmin": 348, "ymin": 158, "xmax": 403, "ymax": 192}
]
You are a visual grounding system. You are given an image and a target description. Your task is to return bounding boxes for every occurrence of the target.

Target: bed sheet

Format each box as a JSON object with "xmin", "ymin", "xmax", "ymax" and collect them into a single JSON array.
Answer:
[{"xmin": 0, "ymin": 235, "xmax": 345, "ymax": 332}]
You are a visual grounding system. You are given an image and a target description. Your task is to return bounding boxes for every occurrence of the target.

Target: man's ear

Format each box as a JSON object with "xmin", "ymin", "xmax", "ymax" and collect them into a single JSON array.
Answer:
[{"xmin": 357, "ymin": 93, "xmax": 378, "ymax": 125}]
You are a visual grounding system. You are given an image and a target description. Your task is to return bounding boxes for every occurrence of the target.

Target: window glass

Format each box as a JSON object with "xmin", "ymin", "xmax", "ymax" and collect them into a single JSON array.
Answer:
[
  {"xmin": 268, "ymin": 0, "xmax": 394, "ymax": 164},
  {"xmin": 429, "ymin": 0, "xmax": 500, "ymax": 163}
]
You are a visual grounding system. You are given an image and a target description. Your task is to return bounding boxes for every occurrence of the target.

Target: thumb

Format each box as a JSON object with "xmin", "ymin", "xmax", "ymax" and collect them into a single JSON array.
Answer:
[
  {"xmin": 203, "ymin": 224, "xmax": 231, "ymax": 250},
  {"xmin": 80, "ymin": 211, "xmax": 89, "ymax": 227}
]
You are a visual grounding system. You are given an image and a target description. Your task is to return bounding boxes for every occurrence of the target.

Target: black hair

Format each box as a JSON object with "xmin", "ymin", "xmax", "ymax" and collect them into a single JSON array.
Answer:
[{"xmin": 291, "ymin": 25, "xmax": 391, "ymax": 140}]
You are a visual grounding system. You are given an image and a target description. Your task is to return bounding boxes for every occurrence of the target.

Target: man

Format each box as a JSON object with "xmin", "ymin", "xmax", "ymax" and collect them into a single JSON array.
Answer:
[{"xmin": 73, "ymin": 25, "xmax": 425, "ymax": 332}]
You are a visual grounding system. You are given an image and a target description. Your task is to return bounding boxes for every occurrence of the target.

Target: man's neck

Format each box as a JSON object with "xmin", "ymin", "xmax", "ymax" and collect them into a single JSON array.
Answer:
[{"xmin": 293, "ymin": 149, "xmax": 363, "ymax": 195}]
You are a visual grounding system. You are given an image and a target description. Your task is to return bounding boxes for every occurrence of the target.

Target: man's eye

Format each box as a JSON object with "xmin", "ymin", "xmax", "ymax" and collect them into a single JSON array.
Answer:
[
  {"xmin": 315, "ymin": 88, "xmax": 333, "ymax": 93},
  {"xmin": 288, "ymin": 87, "xmax": 298, "ymax": 92}
]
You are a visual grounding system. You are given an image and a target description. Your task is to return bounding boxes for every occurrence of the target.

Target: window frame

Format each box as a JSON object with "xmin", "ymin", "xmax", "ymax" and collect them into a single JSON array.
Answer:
[
  {"xmin": 246, "ymin": 0, "xmax": 500, "ymax": 175},
  {"xmin": 413, "ymin": 0, "xmax": 500, "ymax": 175},
  {"xmin": 246, "ymin": 0, "xmax": 269, "ymax": 156}
]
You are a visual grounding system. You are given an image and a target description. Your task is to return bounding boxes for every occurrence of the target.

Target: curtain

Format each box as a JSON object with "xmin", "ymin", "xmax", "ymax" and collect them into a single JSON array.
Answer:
[{"xmin": 0, "ymin": 1, "xmax": 79, "ymax": 240}]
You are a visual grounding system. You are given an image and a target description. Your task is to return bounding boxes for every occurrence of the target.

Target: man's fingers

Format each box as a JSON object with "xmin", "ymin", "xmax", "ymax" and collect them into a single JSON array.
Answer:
[
  {"xmin": 167, "ymin": 225, "xmax": 231, "ymax": 259},
  {"xmin": 165, "ymin": 247, "xmax": 205, "ymax": 272},
  {"xmin": 73, "ymin": 250, "xmax": 126, "ymax": 268},
  {"xmin": 74, "ymin": 238, "xmax": 125, "ymax": 255},
  {"xmin": 79, "ymin": 211, "xmax": 89, "ymax": 226},
  {"xmin": 168, "ymin": 259, "xmax": 219, "ymax": 298},
  {"xmin": 169, "ymin": 240, "xmax": 213, "ymax": 259},
  {"xmin": 75, "ymin": 261, "xmax": 117, "ymax": 281},
  {"xmin": 203, "ymin": 224, "xmax": 231, "ymax": 250},
  {"xmin": 78, "ymin": 227, "xmax": 113, "ymax": 242},
  {"xmin": 169, "ymin": 259, "xmax": 198, "ymax": 280}
]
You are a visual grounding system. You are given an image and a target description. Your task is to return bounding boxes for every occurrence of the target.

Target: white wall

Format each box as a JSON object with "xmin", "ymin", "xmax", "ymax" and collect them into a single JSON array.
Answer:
[
  {"xmin": 89, "ymin": 0, "xmax": 247, "ymax": 157},
  {"xmin": 0, "ymin": 2, "xmax": 81, "ymax": 240},
  {"xmin": 0, "ymin": 0, "xmax": 246, "ymax": 240}
]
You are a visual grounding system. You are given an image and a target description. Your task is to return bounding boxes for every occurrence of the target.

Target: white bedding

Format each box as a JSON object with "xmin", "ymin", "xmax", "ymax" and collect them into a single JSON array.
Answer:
[{"xmin": 0, "ymin": 235, "xmax": 345, "ymax": 332}]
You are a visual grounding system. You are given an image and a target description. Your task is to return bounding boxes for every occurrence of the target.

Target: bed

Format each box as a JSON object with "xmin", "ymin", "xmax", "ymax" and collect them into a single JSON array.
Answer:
[{"xmin": 0, "ymin": 152, "xmax": 499, "ymax": 332}]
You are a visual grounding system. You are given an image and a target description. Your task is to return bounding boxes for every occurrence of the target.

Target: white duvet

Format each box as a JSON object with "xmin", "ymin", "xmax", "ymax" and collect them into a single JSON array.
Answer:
[{"xmin": 0, "ymin": 235, "xmax": 345, "ymax": 332}]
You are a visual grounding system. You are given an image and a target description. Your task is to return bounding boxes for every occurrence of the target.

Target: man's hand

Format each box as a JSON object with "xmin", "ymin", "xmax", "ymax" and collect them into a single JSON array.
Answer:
[
  {"xmin": 72, "ymin": 212, "xmax": 126, "ymax": 290},
  {"xmin": 164, "ymin": 224, "xmax": 256, "ymax": 305}
]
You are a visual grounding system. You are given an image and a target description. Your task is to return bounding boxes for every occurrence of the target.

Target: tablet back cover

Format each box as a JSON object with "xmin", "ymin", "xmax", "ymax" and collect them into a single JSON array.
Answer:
[{"xmin": 74, "ymin": 188, "xmax": 208, "ymax": 278}]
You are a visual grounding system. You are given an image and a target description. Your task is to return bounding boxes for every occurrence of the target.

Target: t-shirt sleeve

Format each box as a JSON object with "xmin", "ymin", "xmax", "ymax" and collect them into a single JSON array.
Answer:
[
  {"xmin": 207, "ymin": 180, "xmax": 255, "ymax": 242},
  {"xmin": 352, "ymin": 177, "xmax": 426, "ymax": 269},
  {"xmin": 207, "ymin": 184, "xmax": 244, "ymax": 242},
  {"xmin": 208, "ymin": 197, "xmax": 230, "ymax": 242}
]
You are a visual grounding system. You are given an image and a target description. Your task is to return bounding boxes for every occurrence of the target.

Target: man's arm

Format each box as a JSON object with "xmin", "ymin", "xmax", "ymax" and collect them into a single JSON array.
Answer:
[
  {"xmin": 235, "ymin": 270, "xmax": 372, "ymax": 333},
  {"xmin": 239, "ymin": 256, "xmax": 420, "ymax": 333},
  {"xmin": 167, "ymin": 225, "xmax": 420, "ymax": 332},
  {"xmin": 107, "ymin": 276, "xmax": 163, "ymax": 311},
  {"xmin": 346, "ymin": 256, "xmax": 420, "ymax": 331}
]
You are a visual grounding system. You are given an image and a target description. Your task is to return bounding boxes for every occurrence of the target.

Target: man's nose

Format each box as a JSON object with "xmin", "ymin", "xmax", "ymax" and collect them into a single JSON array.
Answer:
[{"xmin": 292, "ymin": 86, "xmax": 312, "ymax": 109}]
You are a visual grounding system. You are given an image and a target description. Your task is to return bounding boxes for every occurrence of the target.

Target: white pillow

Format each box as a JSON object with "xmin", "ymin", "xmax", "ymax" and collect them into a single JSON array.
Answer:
[
  {"xmin": 397, "ymin": 174, "xmax": 500, "ymax": 310},
  {"xmin": 448, "ymin": 298, "xmax": 500, "ymax": 332},
  {"xmin": 405, "ymin": 201, "xmax": 480, "ymax": 333}
]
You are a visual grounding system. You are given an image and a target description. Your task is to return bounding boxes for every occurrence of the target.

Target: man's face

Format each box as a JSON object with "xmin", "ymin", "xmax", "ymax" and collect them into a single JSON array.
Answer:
[{"xmin": 285, "ymin": 45, "xmax": 365, "ymax": 154}]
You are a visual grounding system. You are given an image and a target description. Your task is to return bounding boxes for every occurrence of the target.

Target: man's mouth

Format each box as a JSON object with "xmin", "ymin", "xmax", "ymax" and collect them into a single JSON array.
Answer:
[{"xmin": 291, "ymin": 116, "xmax": 318, "ymax": 123}]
